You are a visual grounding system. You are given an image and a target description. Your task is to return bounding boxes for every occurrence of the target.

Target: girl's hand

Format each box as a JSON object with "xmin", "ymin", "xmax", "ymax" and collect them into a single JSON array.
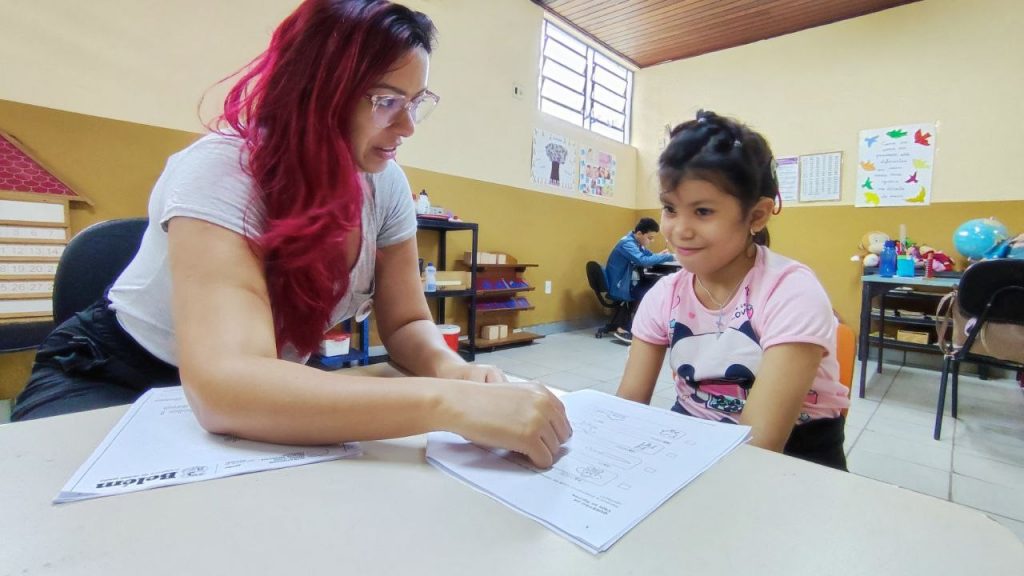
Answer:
[
  {"xmin": 439, "ymin": 380, "xmax": 572, "ymax": 468},
  {"xmin": 435, "ymin": 361, "xmax": 507, "ymax": 383}
]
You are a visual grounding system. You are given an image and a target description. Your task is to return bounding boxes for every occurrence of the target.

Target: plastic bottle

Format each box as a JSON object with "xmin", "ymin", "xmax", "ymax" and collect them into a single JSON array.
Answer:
[
  {"xmin": 424, "ymin": 262, "xmax": 437, "ymax": 292},
  {"xmin": 879, "ymin": 240, "xmax": 897, "ymax": 278},
  {"xmin": 416, "ymin": 189, "xmax": 431, "ymax": 215}
]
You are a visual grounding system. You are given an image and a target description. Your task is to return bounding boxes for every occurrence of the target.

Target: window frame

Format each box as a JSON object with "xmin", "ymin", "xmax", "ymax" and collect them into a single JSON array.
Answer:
[{"xmin": 538, "ymin": 19, "xmax": 633, "ymax": 144}]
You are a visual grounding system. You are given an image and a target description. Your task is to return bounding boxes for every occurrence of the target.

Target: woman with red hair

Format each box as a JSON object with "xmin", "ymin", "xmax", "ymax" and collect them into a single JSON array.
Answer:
[{"xmin": 14, "ymin": 0, "xmax": 570, "ymax": 468}]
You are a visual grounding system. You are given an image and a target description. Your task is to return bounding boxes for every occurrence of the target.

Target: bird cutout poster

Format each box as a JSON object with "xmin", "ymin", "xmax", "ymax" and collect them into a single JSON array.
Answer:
[
  {"xmin": 579, "ymin": 147, "xmax": 616, "ymax": 198},
  {"xmin": 531, "ymin": 129, "xmax": 577, "ymax": 192},
  {"xmin": 856, "ymin": 122, "xmax": 936, "ymax": 207}
]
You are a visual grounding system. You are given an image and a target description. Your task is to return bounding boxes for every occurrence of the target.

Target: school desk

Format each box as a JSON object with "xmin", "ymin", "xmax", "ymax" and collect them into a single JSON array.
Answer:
[
  {"xmin": 858, "ymin": 273, "xmax": 961, "ymax": 397},
  {"xmin": 2, "ymin": 364, "xmax": 1021, "ymax": 575}
]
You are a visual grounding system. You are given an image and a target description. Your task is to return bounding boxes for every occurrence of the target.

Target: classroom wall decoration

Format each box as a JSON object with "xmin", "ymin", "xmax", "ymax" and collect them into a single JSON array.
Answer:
[
  {"xmin": 775, "ymin": 156, "xmax": 799, "ymax": 204},
  {"xmin": 578, "ymin": 147, "xmax": 616, "ymax": 198},
  {"xmin": 531, "ymin": 129, "xmax": 577, "ymax": 192},
  {"xmin": 856, "ymin": 122, "xmax": 936, "ymax": 207},
  {"xmin": 798, "ymin": 151, "xmax": 842, "ymax": 202},
  {"xmin": 0, "ymin": 128, "xmax": 88, "ymax": 320}
]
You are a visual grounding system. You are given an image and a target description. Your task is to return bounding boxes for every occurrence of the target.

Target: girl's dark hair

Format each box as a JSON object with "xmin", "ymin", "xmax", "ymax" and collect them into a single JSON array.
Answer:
[
  {"xmin": 658, "ymin": 110, "xmax": 779, "ymax": 246},
  {"xmin": 214, "ymin": 0, "xmax": 436, "ymax": 356}
]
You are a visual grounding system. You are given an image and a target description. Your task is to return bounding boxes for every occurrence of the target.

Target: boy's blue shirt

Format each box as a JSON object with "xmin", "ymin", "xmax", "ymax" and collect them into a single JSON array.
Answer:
[{"xmin": 604, "ymin": 231, "xmax": 674, "ymax": 301}]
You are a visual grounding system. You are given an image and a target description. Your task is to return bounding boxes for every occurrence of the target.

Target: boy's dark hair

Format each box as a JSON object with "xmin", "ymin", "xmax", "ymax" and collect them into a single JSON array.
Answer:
[
  {"xmin": 634, "ymin": 217, "xmax": 660, "ymax": 234},
  {"xmin": 658, "ymin": 110, "xmax": 778, "ymax": 246}
]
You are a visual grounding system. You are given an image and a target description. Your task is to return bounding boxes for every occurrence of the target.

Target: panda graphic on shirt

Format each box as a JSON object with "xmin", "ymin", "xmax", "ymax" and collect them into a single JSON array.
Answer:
[{"xmin": 668, "ymin": 318, "xmax": 818, "ymax": 422}]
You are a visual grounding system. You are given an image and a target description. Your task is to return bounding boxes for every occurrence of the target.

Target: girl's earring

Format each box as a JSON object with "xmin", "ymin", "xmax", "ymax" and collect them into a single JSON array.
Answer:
[{"xmin": 750, "ymin": 228, "xmax": 758, "ymax": 237}]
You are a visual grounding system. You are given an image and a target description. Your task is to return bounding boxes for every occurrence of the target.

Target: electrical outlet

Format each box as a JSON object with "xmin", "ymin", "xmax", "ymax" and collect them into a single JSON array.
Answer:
[{"xmin": 544, "ymin": 280, "xmax": 552, "ymax": 294}]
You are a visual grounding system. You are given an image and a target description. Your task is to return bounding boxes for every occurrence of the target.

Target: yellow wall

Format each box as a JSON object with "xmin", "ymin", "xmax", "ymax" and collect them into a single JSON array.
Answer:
[
  {"xmin": 634, "ymin": 0, "xmax": 1024, "ymax": 207},
  {"xmin": 1, "ymin": 0, "xmax": 639, "ymax": 209},
  {"xmin": 0, "ymin": 100, "xmax": 635, "ymax": 399},
  {"xmin": 632, "ymin": 0, "xmax": 1024, "ymax": 337},
  {"xmin": 4, "ymin": 0, "xmax": 1024, "ymax": 398},
  {"xmin": 641, "ymin": 200, "xmax": 1024, "ymax": 330},
  {"xmin": 0, "ymin": 100, "xmax": 200, "ymax": 399}
]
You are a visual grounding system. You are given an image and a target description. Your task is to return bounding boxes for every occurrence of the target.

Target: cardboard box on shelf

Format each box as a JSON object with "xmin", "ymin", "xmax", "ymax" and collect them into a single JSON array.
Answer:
[
  {"xmin": 480, "ymin": 325, "xmax": 501, "ymax": 340},
  {"xmin": 498, "ymin": 324, "xmax": 509, "ymax": 338},
  {"xmin": 493, "ymin": 253, "xmax": 517, "ymax": 265},
  {"xmin": 896, "ymin": 330, "xmax": 930, "ymax": 344},
  {"xmin": 464, "ymin": 251, "xmax": 498, "ymax": 265}
]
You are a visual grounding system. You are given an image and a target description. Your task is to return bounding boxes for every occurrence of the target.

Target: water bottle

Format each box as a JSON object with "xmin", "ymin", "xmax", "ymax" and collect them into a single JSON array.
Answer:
[
  {"xmin": 879, "ymin": 240, "xmax": 897, "ymax": 278},
  {"xmin": 416, "ymin": 190, "xmax": 431, "ymax": 215},
  {"xmin": 424, "ymin": 262, "xmax": 437, "ymax": 292}
]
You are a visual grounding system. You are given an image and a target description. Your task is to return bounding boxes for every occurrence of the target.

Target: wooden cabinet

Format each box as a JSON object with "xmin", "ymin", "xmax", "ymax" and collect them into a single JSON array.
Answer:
[{"xmin": 463, "ymin": 262, "xmax": 543, "ymax": 350}]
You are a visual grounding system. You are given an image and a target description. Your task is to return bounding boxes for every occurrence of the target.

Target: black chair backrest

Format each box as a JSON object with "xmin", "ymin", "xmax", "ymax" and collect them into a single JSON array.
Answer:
[
  {"xmin": 53, "ymin": 218, "xmax": 148, "ymax": 325},
  {"xmin": 958, "ymin": 259, "xmax": 1024, "ymax": 324},
  {"xmin": 586, "ymin": 260, "xmax": 618, "ymax": 308}
]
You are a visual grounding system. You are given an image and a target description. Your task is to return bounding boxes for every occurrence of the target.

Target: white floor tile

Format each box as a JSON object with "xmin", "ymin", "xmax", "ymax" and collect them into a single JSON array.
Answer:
[
  {"xmin": 865, "ymin": 407, "xmax": 953, "ymax": 446},
  {"xmin": 843, "ymin": 425, "xmax": 864, "ymax": 456},
  {"xmin": 850, "ymin": 429, "xmax": 952, "ymax": 471},
  {"xmin": 952, "ymin": 474, "xmax": 1024, "ymax": 522},
  {"xmin": 537, "ymin": 370, "xmax": 599, "ymax": 392},
  {"xmin": 848, "ymin": 449, "xmax": 950, "ymax": 500},
  {"xmin": 843, "ymin": 398, "xmax": 878, "ymax": 430},
  {"xmin": 954, "ymin": 420, "xmax": 1024, "ymax": 467},
  {"xmin": 953, "ymin": 451, "xmax": 1024, "ymax": 490}
]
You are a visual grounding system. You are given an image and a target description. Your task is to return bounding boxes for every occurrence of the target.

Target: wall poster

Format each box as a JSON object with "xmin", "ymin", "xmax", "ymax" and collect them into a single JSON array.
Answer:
[
  {"xmin": 531, "ymin": 129, "xmax": 577, "ymax": 192},
  {"xmin": 578, "ymin": 147, "xmax": 616, "ymax": 198},
  {"xmin": 856, "ymin": 122, "xmax": 936, "ymax": 207}
]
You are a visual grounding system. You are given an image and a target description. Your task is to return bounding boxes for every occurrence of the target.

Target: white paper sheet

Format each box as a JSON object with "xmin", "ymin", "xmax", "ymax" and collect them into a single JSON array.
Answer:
[
  {"xmin": 56, "ymin": 386, "xmax": 361, "ymax": 504},
  {"xmin": 426, "ymin": 389, "xmax": 750, "ymax": 553}
]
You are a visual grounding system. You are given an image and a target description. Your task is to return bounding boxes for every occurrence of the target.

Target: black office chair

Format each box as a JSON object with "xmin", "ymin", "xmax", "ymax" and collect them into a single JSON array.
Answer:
[
  {"xmin": 52, "ymin": 218, "xmax": 148, "ymax": 326},
  {"xmin": 934, "ymin": 259, "xmax": 1024, "ymax": 439},
  {"xmin": 586, "ymin": 261, "xmax": 630, "ymax": 339}
]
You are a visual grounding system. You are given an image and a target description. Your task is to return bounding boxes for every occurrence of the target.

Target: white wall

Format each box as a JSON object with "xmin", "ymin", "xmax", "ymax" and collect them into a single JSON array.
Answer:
[
  {"xmin": 633, "ymin": 0, "xmax": 1024, "ymax": 209},
  {"xmin": 1, "ymin": 0, "xmax": 637, "ymax": 208}
]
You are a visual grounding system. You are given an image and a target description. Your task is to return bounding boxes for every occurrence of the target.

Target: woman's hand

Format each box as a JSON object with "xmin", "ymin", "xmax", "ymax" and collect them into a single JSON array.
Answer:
[
  {"xmin": 435, "ymin": 361, "xmax": 507, "ymax": 383},
  {"xmin": 439, "ymin": 380, "xmax": 572, "ymax": 468}
]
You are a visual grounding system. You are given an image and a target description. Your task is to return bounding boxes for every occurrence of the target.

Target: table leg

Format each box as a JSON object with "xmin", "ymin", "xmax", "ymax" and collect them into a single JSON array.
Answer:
[{"xmin": 858, "ymin": 281, "xmax": 873, "ymax": 398}]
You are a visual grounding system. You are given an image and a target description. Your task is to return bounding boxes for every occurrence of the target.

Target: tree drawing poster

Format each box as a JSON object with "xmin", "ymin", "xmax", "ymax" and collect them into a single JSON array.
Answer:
[
  {"xmin": 856, "ymin": 122, "xmax": 936, "ymax": 207},
  {"xmin": 531, "ymin": 129, "xmax": 577, "ymax": 192},
  {"xmin": 579, "ymin": 147, "xmax": 616, "ymax": 198}
]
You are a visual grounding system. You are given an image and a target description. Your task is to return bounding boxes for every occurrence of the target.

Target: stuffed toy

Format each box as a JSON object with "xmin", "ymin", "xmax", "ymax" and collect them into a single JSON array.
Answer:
[
  {"xmin": 919, "ymin": 245, "xmax": 955, "ymax": 272},
  {"xmin": 851, "ymin": 231, "xmax": 890, "ymax": 267}
]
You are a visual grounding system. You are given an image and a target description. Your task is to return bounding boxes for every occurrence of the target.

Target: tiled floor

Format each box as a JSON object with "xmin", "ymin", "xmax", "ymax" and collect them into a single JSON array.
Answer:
[{"xmin": 476, "ymin": 327, "xmax": 1024, "ymax": 543}]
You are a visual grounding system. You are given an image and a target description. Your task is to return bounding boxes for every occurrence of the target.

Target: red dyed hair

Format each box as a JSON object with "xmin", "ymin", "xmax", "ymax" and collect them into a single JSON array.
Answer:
[{"xmin": 214, "ymin": 0, "xmax": 435, "ymax": 356}]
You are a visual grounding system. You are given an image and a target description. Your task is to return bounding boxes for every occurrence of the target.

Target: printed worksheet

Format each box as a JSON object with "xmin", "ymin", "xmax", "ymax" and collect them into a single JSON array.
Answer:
[
  {"xmin": 56, "ymin": 387, "xmax": 361, "ymax": 504},
  {"xmin": 426, "ymin": 389, "xmax": 750, "ymax": 553}
]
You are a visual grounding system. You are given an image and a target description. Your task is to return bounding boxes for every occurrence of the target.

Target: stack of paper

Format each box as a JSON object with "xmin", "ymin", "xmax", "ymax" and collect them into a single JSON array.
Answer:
[
  {"xmin": 55, "ymin": 387, "xmax": 361, "ymax": 504},
  {"xmin": 426, "ymin": 389, "xmax": 750, "ymax": 553}
]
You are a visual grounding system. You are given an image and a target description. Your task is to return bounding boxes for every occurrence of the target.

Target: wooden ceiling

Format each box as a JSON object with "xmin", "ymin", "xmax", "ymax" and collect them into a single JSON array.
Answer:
[{"xmin": 535, "ymin": 0, "xmax": 920, "ymax": 68}]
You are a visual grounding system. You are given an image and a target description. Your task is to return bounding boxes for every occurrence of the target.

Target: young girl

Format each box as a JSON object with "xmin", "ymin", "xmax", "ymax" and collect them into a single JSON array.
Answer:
[{"xmin": 616, "ymin": 110, "xmax": 849, "ymax": 470}]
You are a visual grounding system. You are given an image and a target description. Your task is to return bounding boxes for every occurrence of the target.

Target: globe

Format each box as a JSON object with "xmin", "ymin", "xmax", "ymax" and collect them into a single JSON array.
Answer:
[{"xmin": 952, "ymin": 217, "xmax": 1009, "ymax": 260}]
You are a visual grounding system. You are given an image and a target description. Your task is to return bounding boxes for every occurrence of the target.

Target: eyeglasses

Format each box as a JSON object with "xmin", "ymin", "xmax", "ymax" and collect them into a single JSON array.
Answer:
[{"xmin": 365, "ymin": 90, "xmax": 440, "ymax": 128}]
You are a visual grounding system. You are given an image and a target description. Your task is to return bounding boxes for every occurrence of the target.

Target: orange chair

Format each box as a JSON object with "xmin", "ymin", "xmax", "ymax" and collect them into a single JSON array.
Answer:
[{"xmin": 835, "ymin": 323, "xmax": 855, "ymax": 418}]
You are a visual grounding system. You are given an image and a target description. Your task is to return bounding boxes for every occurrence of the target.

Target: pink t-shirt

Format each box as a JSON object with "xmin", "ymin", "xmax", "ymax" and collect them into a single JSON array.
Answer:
[{"xmin": 632, "ymin": 245, "xmax": 850, "ymax": 424}]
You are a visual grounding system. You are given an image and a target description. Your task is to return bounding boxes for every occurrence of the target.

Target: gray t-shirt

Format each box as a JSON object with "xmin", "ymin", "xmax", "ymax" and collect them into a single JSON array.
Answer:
[{"xmin": 108, "ymin": 133, "xmax": 417, "ymax": 365}]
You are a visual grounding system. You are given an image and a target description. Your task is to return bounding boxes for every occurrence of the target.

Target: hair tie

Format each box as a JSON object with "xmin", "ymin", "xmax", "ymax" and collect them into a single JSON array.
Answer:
[{"xmin": 733, "ymin": 139, "xmax": 742, "ymax": 149}]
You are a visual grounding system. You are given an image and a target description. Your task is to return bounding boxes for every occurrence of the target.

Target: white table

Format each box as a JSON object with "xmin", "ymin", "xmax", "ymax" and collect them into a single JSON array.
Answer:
[{"xmin": 2, "ymin": 367, "xmax": 1021, "ymax": 575}]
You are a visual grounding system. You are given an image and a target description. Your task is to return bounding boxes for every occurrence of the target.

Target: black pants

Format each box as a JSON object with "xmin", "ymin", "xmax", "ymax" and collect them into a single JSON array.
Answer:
[
  {"xmin": 672, "ymin": 401, "xmax": 848, "ymax": 471},
  {"xmin": 12, "ymin": 299, "xmax": 180, "ymax": 421}
]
